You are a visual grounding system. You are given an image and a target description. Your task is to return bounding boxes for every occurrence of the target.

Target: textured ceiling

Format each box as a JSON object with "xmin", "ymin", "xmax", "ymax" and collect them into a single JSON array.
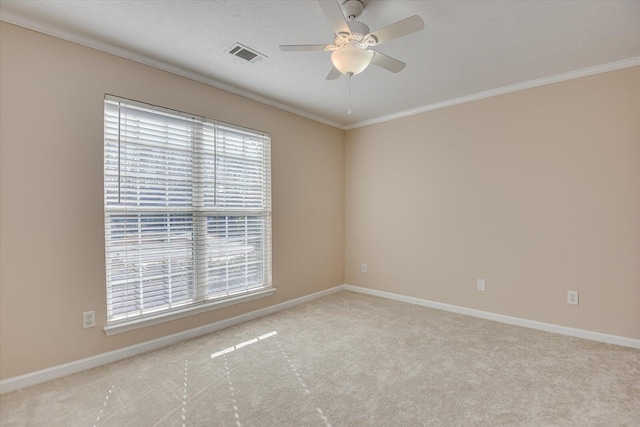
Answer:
[{"xmin": 1, "ymin": 0, "xmax": 639, "ymax": 128}]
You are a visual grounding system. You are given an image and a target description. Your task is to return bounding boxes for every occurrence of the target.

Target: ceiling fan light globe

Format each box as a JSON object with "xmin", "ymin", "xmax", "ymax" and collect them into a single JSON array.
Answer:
[{"xmin": 331, "ymin": 44, "xmax": 373, "ymax": 76}]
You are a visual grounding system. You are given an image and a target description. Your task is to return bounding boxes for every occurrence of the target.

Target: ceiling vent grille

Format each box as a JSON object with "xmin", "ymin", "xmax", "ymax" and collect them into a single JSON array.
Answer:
[{"xmin": 226, "ymin": 43, "xmax": 267, "ymax": 63}]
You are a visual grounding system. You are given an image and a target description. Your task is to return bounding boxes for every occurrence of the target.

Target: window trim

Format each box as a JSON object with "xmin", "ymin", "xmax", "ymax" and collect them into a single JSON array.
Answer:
[
  {"xmin": 103, "ymin": 95, "xmax": 273, "ymax": 334},
  {"xmin": 103, "ymin": 287, "xmax": 275, "ymax": 336}
]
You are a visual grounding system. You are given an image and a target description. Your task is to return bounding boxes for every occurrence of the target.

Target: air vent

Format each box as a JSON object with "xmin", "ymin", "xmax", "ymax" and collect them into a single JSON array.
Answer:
[{"xmin": 226, "ymin": 43, "xmax": 267, "ymax": 63}]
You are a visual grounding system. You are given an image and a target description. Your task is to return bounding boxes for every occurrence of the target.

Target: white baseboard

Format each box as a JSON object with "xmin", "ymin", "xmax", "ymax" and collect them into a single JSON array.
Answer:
[
  {"xmin": 344, "ymin": 284, "xmax": 640, "ymax": 350},
  {"xmin": 0, "ymin": 285, "xmax": 344, "ymax": 394},
  {"xmin": 4, "ymin": 284, "xmax": 637, "ymax": 394}
]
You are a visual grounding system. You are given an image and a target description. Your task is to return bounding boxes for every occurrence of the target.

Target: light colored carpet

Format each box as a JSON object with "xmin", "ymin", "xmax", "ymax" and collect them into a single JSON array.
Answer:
[{"xmin": 1, "ymin": 291, "xmax": 639, "ymax": 426}]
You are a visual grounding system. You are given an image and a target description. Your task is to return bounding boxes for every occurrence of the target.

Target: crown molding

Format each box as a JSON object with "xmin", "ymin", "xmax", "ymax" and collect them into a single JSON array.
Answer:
[
  {"xmin": 346, "ymin": 56, "xmax": 640, "ymax": 130},
  {"xmin": 0, "ymin": 11, "xmax": 345, "ymax": 130},
  {"xmin": 2, "ymin": 11, "xmax": 639, "ymax": 132}
]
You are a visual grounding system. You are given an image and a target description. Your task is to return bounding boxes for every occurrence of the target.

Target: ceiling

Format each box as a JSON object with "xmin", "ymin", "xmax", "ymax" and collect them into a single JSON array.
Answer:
[{"xmin": 1, "ymin": 0, "xmax": 639, "ymax": 129}]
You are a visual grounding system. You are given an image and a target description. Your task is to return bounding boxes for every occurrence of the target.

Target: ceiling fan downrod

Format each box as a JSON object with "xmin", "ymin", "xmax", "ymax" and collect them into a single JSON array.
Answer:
[{"xmin": 341, "ymin": 0, "xmax": 365, "ymax": 21}]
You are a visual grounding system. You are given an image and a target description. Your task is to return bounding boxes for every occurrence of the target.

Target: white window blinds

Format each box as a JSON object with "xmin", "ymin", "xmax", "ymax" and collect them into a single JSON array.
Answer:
[{"xmin": 104, "ymin": 95, "xmax": 272, "ymax": 325}]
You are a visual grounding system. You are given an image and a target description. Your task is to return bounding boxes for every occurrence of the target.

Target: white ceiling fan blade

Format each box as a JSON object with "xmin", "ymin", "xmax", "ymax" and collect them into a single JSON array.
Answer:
[
  {"xmin": 325, "ymin": 66, "xmax": 341, "ymax": 80},
  {"xmin": 368, "ymin": 15, "xmax": 424, "ymax": 45},
  {"xmin": 318, "ymin": 0, "xmax": 351, "ymax": 36},
  {"xmin": 371, "ymin": 51, "xmax": 406, "ymax": 73},
  {"xmin": 279, "ymin": 44, "xmax": 329, "ymax": 52}
]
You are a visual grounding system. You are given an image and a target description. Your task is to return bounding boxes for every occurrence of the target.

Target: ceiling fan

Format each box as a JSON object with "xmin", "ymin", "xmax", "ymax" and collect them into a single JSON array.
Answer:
[{"xmin": 279, "ymin": 0, "xmax": 424, "ymax": 80}]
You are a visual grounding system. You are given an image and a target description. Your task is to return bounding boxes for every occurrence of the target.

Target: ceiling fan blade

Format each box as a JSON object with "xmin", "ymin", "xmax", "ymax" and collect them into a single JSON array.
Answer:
[
  {"xmin": 368, "ymin": 15, "xmax": 424, "ymax": 45},
  {"xmin": 325, "ymin": 66, "xmax": 341, "ymax": 80},
  {"xmin": 279, "ymin": 44, "xmax": 329, "ymax": 52},
  {"xmin": 318, "ymin": 0, "xmax": 351, "ymax": 36},
  {"xmin": 371, "ymin": 51, "xmax": 406, "ymax": 73}
]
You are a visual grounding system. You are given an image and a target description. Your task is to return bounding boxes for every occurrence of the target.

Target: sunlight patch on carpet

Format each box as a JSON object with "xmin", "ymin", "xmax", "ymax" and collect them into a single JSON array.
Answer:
[{"xmin": 211, "ymin": 331, "xmax": 278, "ymax": 359}]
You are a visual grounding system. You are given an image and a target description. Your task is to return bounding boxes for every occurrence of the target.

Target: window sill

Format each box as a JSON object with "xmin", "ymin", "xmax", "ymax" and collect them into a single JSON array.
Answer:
[{"xmin": 103, "ymin": 287, "xmax": 276, "ymax": 336}]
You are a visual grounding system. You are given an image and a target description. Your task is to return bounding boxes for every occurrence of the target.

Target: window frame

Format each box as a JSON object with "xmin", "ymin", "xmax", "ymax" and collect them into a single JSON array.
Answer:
[{"xmin": 103, "ymin": 95, "xmax": 273, "ymax": 335}]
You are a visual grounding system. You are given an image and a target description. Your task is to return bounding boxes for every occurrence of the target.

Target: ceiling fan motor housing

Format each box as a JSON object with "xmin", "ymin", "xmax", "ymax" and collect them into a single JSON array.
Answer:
[
  {"xmin": 348, "ymin": 20, "xmax": 370, "ymax": 37},
  {"xmin": 334, "ymin": 20, "xmax": 372, "ymax": 47}
]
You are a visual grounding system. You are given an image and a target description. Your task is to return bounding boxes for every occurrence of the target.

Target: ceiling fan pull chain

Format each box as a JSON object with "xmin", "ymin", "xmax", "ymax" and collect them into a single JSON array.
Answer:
[{"xmin": 347, "ymin": 74, "xmax": 353, "ymax": 116}]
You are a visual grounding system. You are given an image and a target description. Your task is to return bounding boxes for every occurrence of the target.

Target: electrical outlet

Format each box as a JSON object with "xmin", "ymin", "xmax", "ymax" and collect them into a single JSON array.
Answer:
[
  {"xmin": 477, "ymin": 279, "xmax": 486, "ymax": 291},
  {"xmin": 361, "ymin": 263, "xmax": 367, "ymax": 273},
  {"xmin": 567, "ymin": 291, "xmax": 579, "ymax": 305},
  {"xmin": 83, "ymin": 311, "xmax": 96, "ymax": 328}
]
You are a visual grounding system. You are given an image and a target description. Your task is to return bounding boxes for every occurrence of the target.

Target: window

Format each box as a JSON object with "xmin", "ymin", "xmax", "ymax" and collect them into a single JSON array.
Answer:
[{"xmin": 103, "ymin": 95, "xmax": 272, "ymax": 333}]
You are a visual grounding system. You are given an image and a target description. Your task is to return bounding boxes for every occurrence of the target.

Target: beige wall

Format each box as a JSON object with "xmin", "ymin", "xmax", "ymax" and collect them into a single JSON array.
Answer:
[
  {"xmin": 345, "ymin": 66, "xmax": 640, "ymax": 340},
  {"xmin": 0, "ymin": 23, "xmax": 345, "ymax": 380}
]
